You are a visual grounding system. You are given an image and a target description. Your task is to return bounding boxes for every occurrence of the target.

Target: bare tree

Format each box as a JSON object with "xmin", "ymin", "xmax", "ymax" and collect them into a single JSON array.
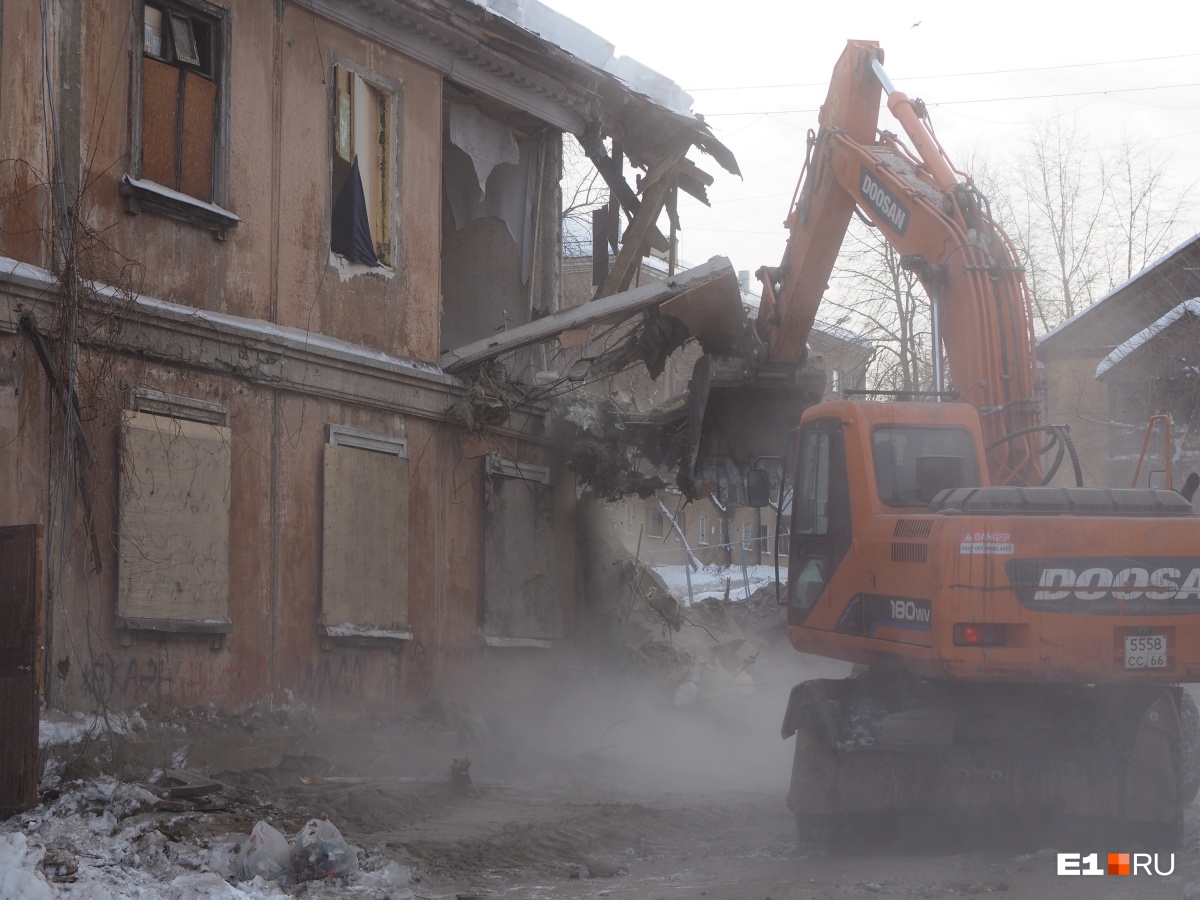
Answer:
[
  {"xmin": 826, "ymin": 221, "xmax": 933, "ymax": 393},
  {"xmin": 560, "ymin": 135, "xmax": 607, "ymax": 259},
  {"xmin": 1103, "ymin": 134, "xmax": 1195, "ymax": 286},
  {"xmin": 1012, "ymin": 115, "xmax": 1110, "ymax": 327}
]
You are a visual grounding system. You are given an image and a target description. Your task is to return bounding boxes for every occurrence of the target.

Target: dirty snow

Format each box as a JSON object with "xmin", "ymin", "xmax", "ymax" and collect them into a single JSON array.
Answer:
[
  {"xmin": 654, "ymin": 564, "xmax": 779, "ymax": 603},
  {"xmin": 468, "ymin": 0, "xmax": 693, "ymax": 115},
  {"xmin": 0, "ymin": 777, "xmax": 415, "ymax": 900},
  {"xmin": 39, "ymin": 711, "xmax": 147, "ymax": 749}
]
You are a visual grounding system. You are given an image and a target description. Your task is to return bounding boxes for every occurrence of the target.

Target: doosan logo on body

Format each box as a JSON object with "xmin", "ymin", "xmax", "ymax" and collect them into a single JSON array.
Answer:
[
  {"xmin": 1035, "ymin": 565, "xmax": 1200, "ymax": 602},
  {"xmin": 1005, "ymin": 557, "xmax": 1200, "ymax": 613},
  {"xmin": 859, "ymin": 165, "xmax": 910, "ymax": 235}
]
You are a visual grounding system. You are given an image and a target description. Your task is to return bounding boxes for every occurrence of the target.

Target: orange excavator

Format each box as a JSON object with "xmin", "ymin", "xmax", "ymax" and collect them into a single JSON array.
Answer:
[{"xmin": 692, "ymin": 40, "xmax": 1200, "ymax": 844}]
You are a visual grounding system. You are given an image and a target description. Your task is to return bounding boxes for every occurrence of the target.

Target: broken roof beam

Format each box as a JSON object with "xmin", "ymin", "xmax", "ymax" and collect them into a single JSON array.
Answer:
[
  {"xmin": 579, "ymin": 131, "xmax": 671, "ymax": 255},
  {"xmin": 598, "ymin": 138, "xmax": 691, "ymax": 297},
  {"xmin": 440, "ymin": 256, "xmax": 740, "ymax": 373}
]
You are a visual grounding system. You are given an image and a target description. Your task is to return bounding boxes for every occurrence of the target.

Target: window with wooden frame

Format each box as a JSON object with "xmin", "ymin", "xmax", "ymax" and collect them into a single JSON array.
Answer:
[
  {"xmin": 330, "ymin": 64, "xmax": 392, "ymax": 268},
  {"xmin": 125, "ymin": 0, "xmax": 236, "ymax": 234},
  {"xmin": 139, "ymin": 1, "xmax": 219, "ymax": 200},
  {"xmin": 697, "ymin": 514, "xmax": 709, "ymax": 546},
  {"xmin": 645, "ymin": 503, "xmax": 665, "ymax": 539}
]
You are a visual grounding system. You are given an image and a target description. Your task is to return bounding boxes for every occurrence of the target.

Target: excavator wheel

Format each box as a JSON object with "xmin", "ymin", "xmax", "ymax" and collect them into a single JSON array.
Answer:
[
  {"xmin": 794, "ymin": 812, "xmax": 897, "ymax": 854},
  {"xmin": 1179, "ymin": 689, "xmax": 1200, "ymax": 805}
]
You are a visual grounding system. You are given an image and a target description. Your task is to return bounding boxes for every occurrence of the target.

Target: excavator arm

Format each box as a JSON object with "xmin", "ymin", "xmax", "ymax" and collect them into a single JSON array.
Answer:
[{"xmin": 706, "ymin": 40, "xmax": 1045, "ymax": 487}]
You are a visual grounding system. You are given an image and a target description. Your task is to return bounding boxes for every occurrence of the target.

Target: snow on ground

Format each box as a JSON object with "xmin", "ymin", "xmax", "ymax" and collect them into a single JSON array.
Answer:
[
  {"xmin": 38, "ymin": 712, "xmax": 147, "ymax": 749},
  {"xmin": 654, "ymin": 563, "xmax": 780, "ymax": 604},
  {"xmin": 0, "ymin": 778, "xmax": 415, "ymax": 900}
]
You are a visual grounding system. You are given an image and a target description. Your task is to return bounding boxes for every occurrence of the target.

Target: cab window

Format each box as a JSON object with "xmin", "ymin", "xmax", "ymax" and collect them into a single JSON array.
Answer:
[{"xmin": 872, "ymin": 425, "xmax": 979, "ymax": 507}]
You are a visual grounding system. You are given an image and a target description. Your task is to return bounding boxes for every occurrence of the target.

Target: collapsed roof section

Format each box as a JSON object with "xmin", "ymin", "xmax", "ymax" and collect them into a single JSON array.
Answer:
[
  {"xmin": 318, "ymin": 0, "xmax": 739, "ymax": 186},
  {"xmin": 316, "ymin": 0, "xmax": 739, "ymax": 311}
]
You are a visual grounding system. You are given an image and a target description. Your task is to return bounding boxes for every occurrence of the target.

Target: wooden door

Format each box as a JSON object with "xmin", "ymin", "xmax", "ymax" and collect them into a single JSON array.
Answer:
[{"xmin": 0, "ymin": 525, "xmax": 42, "ymax": 814}]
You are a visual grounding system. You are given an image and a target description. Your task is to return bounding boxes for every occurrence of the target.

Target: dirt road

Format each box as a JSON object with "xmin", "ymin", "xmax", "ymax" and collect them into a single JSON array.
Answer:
[{"xmin": 263, "ymin": 773, "xmax": 1197, "ymax": 900}]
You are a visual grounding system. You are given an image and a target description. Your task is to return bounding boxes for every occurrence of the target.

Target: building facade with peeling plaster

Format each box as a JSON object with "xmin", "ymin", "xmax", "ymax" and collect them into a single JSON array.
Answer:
[{"xmin": 0, "ymin": 0, "xmax": 737, "ymax": 729}]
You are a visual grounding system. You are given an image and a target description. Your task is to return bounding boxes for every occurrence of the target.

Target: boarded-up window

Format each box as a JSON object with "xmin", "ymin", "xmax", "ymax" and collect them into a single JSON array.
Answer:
[
  {"xmin": 119, "ymin": 410, "xmax": 230, "ymax": 626},
  {"xmin": 331, "ymin": 64, "xmax": 391, "ymax": 266},
  {"xmin": 482, "ymin": 459, "xmax": 561, "ymax": 645},
  {"xmin": 321, "ymin": 427, "xmax": 409, "ymax": 640},
  {"xmin": 139, "ymin": 1, "xmax": 219, "ymax": 201}
]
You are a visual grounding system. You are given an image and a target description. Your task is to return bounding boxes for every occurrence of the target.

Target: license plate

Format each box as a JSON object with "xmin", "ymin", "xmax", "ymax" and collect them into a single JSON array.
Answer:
[{"xmin": 1124, "ymin": 635, "xmax": 1167, "ymax": 669}]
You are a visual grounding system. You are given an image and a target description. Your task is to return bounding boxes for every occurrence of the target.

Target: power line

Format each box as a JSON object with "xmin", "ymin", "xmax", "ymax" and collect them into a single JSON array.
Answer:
[
  {"xmin": 701, "ymin": 81, "xmax": 1200, "ymax": 116},
  {"xmin": 686, "ymin": 53, "xmax": 1200, "ymax": 92}
]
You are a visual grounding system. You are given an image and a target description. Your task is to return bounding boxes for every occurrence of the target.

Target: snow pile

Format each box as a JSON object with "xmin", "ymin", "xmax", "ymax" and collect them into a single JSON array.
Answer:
[
  {"xmin": 0, "ymin": 778, "xmax": 414, "ymax": 899},
  {"xmin": 654, "ymin": 564, "xmax": 780, "ymax": 604},
  {"xmin": 0, "ymin": 833, "xmax": 54, "ymax": 900},
  {"xmin": 39, "ymin": 709, "xmax": 147, "ymax": 748}
]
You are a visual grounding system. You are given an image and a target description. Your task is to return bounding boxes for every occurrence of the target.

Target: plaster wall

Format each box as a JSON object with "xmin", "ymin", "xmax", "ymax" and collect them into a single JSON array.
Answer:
[{"xmin": 1041, "ymin": 351, "xmax": 1112, "ymax": 487}]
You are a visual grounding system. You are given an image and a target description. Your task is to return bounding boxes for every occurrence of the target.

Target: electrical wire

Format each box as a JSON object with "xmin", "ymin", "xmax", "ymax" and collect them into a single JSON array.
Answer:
[
  {"xmin": 701, "ymin": 80, "xmax": 1200, "ymax": 117},
  {"xmin": 686, "ymin": 53, "xmax": 1200, "ymax": 92}
]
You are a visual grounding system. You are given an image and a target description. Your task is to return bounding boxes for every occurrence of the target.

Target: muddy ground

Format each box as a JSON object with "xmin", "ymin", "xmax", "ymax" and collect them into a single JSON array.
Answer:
[
  {"xmin": 11, "ymin": 592, "xmax": 1200, "ymax": 898},
  {"xmin": 17, "ymin": 679, "xmax": 1200, "ymax": 898}
]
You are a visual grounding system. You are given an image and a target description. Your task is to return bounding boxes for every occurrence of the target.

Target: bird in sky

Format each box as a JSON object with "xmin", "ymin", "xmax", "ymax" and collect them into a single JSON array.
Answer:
[{"xmin": 911, "ymin": 20, "xmax": 921, "ymax": 27}]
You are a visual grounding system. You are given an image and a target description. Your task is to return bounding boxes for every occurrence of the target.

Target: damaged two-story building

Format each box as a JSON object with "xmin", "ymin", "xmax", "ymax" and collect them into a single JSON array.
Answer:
[{"xmin": 0, "ymin": 0, "xmax": 740, "ymax": 804}]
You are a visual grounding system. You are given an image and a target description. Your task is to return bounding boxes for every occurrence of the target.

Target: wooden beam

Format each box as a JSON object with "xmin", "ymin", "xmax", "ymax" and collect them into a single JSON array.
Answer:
[
  {"xmin": 598, "ymin": 140, "xmax": 689, "ymax": 298},
  {"xmin": 440, "ymin": 256, "xmax": 738, "ymax": 372},
  {"xmin": 581, "ymin": 134, "xmax": 671, "ymax": 254}
]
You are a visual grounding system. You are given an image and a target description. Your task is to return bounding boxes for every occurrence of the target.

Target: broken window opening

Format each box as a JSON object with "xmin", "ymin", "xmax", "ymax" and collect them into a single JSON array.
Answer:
[
  {"xmin": 330, "ymin": 64, "xmax": 391, "ymax": 268},
  {"xmin": 440, "ymin": 88, "xmax": 561, "ymax": 371},
  {"xmin": 138, "ymin": 0, "xmax": 220, "ymax": 203}
]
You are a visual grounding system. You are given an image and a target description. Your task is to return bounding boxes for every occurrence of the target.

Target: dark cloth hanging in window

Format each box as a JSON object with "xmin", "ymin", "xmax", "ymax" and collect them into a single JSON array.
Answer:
[{"xmin": 331, "ymin": 156, "xmax": 381, "ymax": 267}]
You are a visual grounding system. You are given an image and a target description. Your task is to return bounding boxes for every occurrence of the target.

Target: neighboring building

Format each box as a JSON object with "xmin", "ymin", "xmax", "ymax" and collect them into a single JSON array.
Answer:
[
  {"xmin": 562, "ymin": 252, "xmax": 872, "ymax": 574},
  {"xmin": 1038, "ymin": 233, "xmax": 1200, "ymax": 491},
  {"xmin": 0, "ymin": 0, "xmax": 731, "ymax": 718}
]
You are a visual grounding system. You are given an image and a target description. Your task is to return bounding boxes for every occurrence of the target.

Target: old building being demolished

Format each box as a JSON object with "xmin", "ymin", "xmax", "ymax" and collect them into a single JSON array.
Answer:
[{"xmin": 0, "ymin": 0, "xmax": 754, "ymax": 792}]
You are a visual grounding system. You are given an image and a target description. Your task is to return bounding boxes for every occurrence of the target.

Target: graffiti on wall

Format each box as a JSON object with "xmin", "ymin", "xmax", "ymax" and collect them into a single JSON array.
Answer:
[
  {"xmin": 80, "ymin": 653, "xmax": 267, "ymax": 706},
  {"xmin": 291, "ymin": 653, "xmax": 367, "ymax": 701}
]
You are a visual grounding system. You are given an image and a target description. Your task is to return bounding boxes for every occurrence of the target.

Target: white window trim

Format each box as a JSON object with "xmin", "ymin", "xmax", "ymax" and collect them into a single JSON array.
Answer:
[
  {"xmin": 127, "ymin": 386, "xmax": 229, "ymax": 426},
  {"xmin": 488, "ymin": 455, "xmax": 550, "ymax": 484},
  {"xmin": 327, "ymin": 423, "xmax": 407, "ymax": 456}
]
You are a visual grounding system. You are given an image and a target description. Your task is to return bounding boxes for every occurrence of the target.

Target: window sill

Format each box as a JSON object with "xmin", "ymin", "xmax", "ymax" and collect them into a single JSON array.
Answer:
[
  {"xmin": 116, "ymin": 616, "xmax": 233, "ymax": 649},
  {"xmin": 479, "ymin": 634, "xmax": 554, "ymax": 649},
  {"xmin": 319, "ymin": 622, "xmax": 412, "ymax": 649},
  {"xmin": 328, "ymin": 251, "xmax": 396, "ymax": 282},
  {"xmin": 121, "ymin": 174, "xmax": 239, "ymax": 240}
]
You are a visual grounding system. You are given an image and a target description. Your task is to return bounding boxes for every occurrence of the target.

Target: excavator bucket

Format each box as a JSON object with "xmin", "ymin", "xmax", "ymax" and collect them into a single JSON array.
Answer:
[{"xmin": 680, "ymin": 353, "xmax": 826, "ymax": 503}]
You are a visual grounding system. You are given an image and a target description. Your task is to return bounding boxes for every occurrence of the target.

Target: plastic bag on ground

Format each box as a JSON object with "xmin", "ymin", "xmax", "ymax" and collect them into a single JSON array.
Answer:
[
  {"xmin": 236, "ymin": 820, "xmax": 293, "ymax": 885},
  {"xmin": 292, "ymin": 817, "xmax": 358, "ymax": 881}
]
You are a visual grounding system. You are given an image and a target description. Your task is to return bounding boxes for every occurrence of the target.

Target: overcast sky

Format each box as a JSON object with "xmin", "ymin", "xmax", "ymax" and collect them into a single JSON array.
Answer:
[{"xmin": 542, "ymin": 0, "xmax": 1200, "ymax": 284}]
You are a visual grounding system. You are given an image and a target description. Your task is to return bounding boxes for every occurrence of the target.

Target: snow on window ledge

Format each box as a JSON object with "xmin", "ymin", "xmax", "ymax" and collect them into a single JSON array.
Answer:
[
  {"xmin": 121, "ymin": 175, "xmax": 239, "ymax": 239},
  {"xmin": 320, "ymin": 622, "xmax": 412, "ymax": 643},
  {"xmin": 329, "ymin": 251, "xmax": 396, "ymax": 282}
]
